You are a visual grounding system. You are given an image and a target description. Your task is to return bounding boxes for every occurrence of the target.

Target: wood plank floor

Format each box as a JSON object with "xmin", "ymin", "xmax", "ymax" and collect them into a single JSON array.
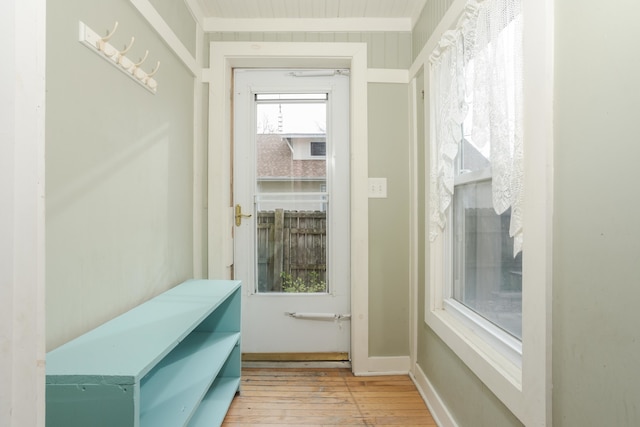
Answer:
[{"xmin": 222, "ymin": 367, "xmax": 436, "ymax": 426}]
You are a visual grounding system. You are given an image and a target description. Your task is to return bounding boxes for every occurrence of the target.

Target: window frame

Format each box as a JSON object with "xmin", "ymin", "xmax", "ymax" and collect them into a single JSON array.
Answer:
[{"xmin": 423, "ymin": 0, "xmax": 553, "ymax": 425}]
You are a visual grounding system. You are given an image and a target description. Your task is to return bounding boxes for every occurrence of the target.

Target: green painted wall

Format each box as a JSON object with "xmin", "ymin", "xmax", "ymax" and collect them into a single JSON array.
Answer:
[
  {"xmin": 553, "ymin": 0, "xmax": 640, "ymax": 425},
  {"xmin": 46, "ymin": 0, "xmax": 195, "ymax": 350},
  {"xmin": 367, "ymin": 83, "xmax": 411, "ymax": 356}
]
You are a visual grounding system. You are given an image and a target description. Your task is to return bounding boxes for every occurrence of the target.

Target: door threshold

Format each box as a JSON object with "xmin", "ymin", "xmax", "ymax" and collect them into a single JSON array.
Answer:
[
  {"xmin": 242, "ymin": 352, "xmax": 349, "ymax": 362},
  {"xmin": 242, "ymin": 352, "xmax": 351, "ymax": 369},
  {"xmin": 242, "ymin": 360, "xmax": 352, "ymax": 369}
]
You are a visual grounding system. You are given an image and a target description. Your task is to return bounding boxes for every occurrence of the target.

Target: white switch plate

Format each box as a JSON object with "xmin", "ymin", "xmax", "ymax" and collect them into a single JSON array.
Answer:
[{"xmin": 368, "ymin": 177, "xmax": 387, "ymax": 198}]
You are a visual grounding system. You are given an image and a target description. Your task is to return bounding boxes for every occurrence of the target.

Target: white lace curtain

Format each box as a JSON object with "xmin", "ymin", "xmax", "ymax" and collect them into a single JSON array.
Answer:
[{"xmin": 429, "ymin": 0, "xmax": 523, "ymax": 255}]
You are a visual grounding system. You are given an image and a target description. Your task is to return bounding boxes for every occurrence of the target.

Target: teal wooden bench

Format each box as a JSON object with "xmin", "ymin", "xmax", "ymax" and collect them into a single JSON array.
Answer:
[{"xmin": 46, "ymin": 279, "xmax": 242, "ymax": 427}]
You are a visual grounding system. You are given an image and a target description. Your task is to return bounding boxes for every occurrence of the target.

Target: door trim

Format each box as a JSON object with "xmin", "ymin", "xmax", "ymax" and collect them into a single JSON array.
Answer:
[{"xmin": 205, "ymin": 42, "xmax": 369, "ymax": 374}]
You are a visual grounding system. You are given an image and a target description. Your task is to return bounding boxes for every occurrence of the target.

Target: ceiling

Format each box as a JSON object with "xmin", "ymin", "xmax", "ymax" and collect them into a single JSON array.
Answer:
[{"xmin": 185, "ymin": 0, "xmax": 427, "ymax": 32}]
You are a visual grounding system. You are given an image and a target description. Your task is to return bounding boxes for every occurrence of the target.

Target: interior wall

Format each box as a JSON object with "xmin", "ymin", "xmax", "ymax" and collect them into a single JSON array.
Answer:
[
  {"xmin": 553, "ymin": 0, "xmax": 640, "ymax": 424},
  {"xmin": 45, "ymin": 0, "xmax": 196, "ymax": 350},
  {"xmin": 367, "ymin": 83, "xmax": 411, "ymax": 356}
]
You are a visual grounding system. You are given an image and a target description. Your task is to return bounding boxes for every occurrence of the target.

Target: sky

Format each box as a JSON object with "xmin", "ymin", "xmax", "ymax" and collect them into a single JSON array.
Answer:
[{"xmin": 256, "ymin": 101, "xmax": 326, "ymax": 134}]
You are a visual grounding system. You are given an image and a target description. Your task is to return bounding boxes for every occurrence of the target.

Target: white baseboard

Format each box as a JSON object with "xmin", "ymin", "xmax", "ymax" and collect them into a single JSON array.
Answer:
[
  {"xmin": 410, "ymin": 363, "xmax": 458, "ymax": 427},
  {"xmin": 353, "ymin": 356, "xmax": 411, "ymax": 376}
]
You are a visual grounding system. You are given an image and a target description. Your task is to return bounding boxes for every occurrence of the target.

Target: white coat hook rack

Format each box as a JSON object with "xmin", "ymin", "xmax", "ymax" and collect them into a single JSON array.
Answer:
[{"xmin": 79, "ymin": 21, "xmax": 159, "ymax": 94}]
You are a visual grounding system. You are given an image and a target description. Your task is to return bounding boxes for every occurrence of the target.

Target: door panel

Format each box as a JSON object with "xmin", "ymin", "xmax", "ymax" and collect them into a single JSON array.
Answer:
[{"xmin": 233, "ymin": 69, "xmax": 350, "ymax": 356}]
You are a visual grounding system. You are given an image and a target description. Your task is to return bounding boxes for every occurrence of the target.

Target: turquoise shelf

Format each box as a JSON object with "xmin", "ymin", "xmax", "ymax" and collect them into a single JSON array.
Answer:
[
  {"xmin": 188, "ymin": 376, "xmax": 242, "ymax": 427},
  {"xmin": 46, "ymin": 279, "xmax": 242, "ymax": 427},
  {"xmin": 140, "ymin": 332, "xmax": 240, "ymax": 427}
]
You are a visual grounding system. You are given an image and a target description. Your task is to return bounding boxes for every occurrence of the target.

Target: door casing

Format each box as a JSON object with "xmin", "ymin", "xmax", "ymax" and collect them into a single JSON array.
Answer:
[{"xmin": 205, "ymin": 42, "xmax": 370, "ymax": 374}]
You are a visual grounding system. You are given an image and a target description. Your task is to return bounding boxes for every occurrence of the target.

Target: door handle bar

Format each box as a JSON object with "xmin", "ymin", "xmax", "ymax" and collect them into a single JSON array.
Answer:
[{"xmin": 285, "ymin": 312, "xmax": 352, "ymax": 320}]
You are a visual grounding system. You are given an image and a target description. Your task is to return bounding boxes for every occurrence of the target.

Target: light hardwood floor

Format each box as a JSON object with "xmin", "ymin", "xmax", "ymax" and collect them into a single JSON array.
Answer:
[{"xmin": 222, "ymin": 367, "xmax": 436, "ymax": 426}]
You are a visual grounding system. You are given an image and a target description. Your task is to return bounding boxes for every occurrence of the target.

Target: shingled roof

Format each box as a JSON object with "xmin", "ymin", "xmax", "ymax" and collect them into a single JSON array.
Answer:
[{"xmin": 257, "ymin": 134, "xmax": 326, "ymax": 179}]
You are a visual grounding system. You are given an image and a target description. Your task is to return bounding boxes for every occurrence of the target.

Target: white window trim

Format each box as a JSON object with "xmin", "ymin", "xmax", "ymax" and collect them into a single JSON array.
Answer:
[{"xmin": 422, "ymin": 0, "xmax": 553, "ymax": 425}]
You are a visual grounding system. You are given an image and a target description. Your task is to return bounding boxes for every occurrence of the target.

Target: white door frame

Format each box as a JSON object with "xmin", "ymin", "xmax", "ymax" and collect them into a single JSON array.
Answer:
[
  {"xmin": 1, "ymin": 0, "xmax": 47, "ymax": 425},
  {"xmin": 205, "ymin": 42, "xmax": 369, "ymax": 374}
]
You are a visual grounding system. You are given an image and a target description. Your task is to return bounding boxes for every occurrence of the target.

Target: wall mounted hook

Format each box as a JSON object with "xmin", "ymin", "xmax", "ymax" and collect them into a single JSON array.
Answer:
[
  {"xmin": 79, "ymin": 21, "xmax": 158, "ymax": 94},
  {"xmin": 119, "ymin": 36, "xmax": 135, "ymax": 55},
  {"xmin": 102, "ymin": 21, "xmax": 119, "ymax": 42},
  {"xmin": 118, "ymin": 53, "xmax": 134, "ymax": 70},
  {"xmin": 98, "ymin": 21, "xmax": 120, "ymax": 58},
  {"xmin": 147, "ymin": 61, "xmax": 160, "ymax": 77},
  {"xmin": 134, "ymin": 50, "xmax": 149, "ymax": 67},
  {"xmin": 133, "ymin": 51, "xmax": 150, "ymax": 80},
  {"xmin": 100, "ymin": 43, "xmax": 118, "ymax": 59}
]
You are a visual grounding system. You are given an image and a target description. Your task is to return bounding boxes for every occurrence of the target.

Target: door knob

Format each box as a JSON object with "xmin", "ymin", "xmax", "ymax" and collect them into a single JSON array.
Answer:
[{"xmin": 235, "ymin": 204, "xmax": 252, "ymax": 226}]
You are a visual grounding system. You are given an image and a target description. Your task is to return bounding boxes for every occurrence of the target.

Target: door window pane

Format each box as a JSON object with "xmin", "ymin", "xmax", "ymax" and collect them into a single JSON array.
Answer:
[{"xmin": 255, "ymin": 98, "xmax": 328, "ymax": 293}]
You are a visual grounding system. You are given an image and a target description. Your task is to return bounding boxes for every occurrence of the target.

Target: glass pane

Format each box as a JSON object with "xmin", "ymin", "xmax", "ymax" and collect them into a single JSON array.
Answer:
[
  {"xmin": 254, "ymin": 98, "xmax": 328, "ymax": 293},
  {"xmin": 452, "ymin": 181, "xmax": 522, "ymax": 339}
]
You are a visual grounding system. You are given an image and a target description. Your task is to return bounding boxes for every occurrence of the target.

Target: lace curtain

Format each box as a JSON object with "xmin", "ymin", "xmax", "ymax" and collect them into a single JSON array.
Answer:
[{"xmin": 429, "ymin": 0, "xmax": 523, "ymax": 255}]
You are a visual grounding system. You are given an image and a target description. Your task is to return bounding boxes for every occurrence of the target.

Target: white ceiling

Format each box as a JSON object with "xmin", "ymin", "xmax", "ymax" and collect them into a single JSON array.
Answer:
[{"xmin": 185, "ymin": 0, "xmax": 427, "ymax": 32}]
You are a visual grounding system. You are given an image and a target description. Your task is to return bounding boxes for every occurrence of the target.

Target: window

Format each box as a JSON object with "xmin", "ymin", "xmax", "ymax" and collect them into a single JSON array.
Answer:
[
  {"xmin": 430, "ymin": 0, "xmax": 523, "ymax": 347},
  {"xmin": 448, "ymin": 29, "xmax": 524, "ymax": 338},
  {"xmin": 424, "ymin": 0, "xmax": 552, "ymax": 424},
  {"xmin": 310, "ymin": 141, "xmax": 326, "ymax": 157}
]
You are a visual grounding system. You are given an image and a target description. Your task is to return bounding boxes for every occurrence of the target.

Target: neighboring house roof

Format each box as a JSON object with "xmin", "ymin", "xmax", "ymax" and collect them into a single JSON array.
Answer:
[
  {"xmin": 257, "ymin": 134, "xmax": 326, "ymax": 179},
  {"xmin": 280, "ymin": 133, "xmax": 326, "ymax": 139}
]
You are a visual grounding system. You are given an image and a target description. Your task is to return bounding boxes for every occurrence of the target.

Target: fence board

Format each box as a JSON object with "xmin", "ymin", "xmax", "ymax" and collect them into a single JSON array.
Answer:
[{"xmin": 257, "ymin": 210, "xmax": 327, "ymax": 292}]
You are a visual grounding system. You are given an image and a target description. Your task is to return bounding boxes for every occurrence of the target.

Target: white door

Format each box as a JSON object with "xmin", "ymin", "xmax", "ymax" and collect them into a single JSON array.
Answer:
[{"xmin": 233, "ymin": 69, "xmax": 350, "ymax": 357}]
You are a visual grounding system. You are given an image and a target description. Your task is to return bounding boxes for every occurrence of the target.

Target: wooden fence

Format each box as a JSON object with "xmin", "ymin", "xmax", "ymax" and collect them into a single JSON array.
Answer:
[{"xmin": 256, "ymin": 209, "xmax": 327, "ymax": 292}]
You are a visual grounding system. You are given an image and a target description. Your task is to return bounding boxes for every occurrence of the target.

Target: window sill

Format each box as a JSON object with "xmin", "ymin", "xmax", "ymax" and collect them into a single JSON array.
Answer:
[
  {"xmin": 443, "ymin": 298, "xmax": 522, "ymax": 368},
  {"xmin": 425, "ymin": 302, "xmax": 523, "ymax": 412}
]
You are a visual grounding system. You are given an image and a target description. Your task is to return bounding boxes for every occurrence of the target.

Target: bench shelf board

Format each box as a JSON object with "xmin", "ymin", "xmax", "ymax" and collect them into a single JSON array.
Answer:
[
  {"xmin": 140, "ymin": 332, "xmax": 240, "ymax": 427},
  {"xmin": 188, "ymin": 376, "xmax": 242, "ymax": 427}
]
